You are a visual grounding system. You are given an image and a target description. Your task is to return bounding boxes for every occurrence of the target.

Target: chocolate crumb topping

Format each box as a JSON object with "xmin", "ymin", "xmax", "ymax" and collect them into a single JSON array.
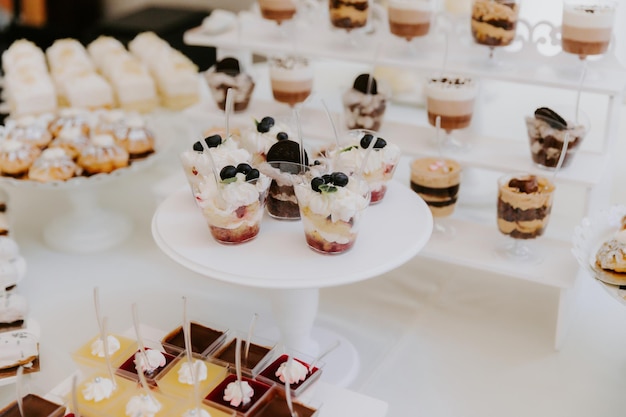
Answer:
[
  {"xmin": 508, "ymin": 176, "xmax": 539, "ymax": 193},
  {"xmin": 534, "ymin": 107, "xmax": 567, "ymax": 130}
]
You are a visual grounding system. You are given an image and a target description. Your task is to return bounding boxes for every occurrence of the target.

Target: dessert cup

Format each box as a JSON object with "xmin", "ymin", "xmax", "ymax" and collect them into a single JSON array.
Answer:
[
  {"xmin": 342, "ymin": 74, "xmax": 389, "ymax": 132},
  {"xmin": 116, "ymin": 347, "xmax": 177, "ymax": 388},
  {"xmin": 69, "ymin": 372, "xmax": 137, "ymax": 417},
  {"xmin": 329, "ymin": 0, "xmax": 369, "ymax": 32},
  {"xmin": 155, "ymin": 353, "xmax": 229, "ymax": 400},
  {"xmin": 496, "ymin": 173, "xmax": 556, "ymax": 263},
  {"xmin": 205, "ymin": 57, "xmax": 256, "ymax": 112},
  {"xmin": 294, "ymin": 171, "xmax": 370, "ymax": 254},
  {"xmin": 161, "ymin": 320, "xmax": 228, "ymax": 357},
  {"xmin": 258, "ymin": 0, "xmax": 298, "ymax": 25},
  {"xmin": 251, "ymin": 387, "xmax": 320, "ymax": 417},
  {"xmin": 561, "ymin": 0, "xmax": 617, "ymax": 59},
  {"xmin": 387, "ymin": 0, "xmax": 434, "ymax": 42},
  {"xmin": 525, "ymin": 107, "xmax": 590, "ymax": 170},
  {"xmin": 120, "ymin": 387, "xmax": 184, "ymax": 417},
  {"xmin": 425, "ymin": 75, "xmax": 478, "ymax": 151},
  {"xmin": 204, "ymin": 371, "xmax": 273, "ymax": 417},
  {"xmin": 207, "ymin": 331, "xmax": 277, "ymax": 377},
  {"xmin": 0, "ymin": 393, "xmax": 65, "ymax": 417},
  {"xmin": 331, "ymin": 129, "xmax": 401, "ymax": 204},
  {"xmin": 72, "ymin": 333, "xmax": 138, "ymax": 371},
  {"xmin": 269, "ymin": 55, "xmax": 314, "ymax": 109},
  {"xmin": 194, "ymin": 171, "xmax": 271, "ymax": 245},
  {"xmin": 410, "ymin": 157, "xmax": 461, "ymax": 237},
  {"xmin": 470, "ymin": 0, "xmax": 520, "ymax": 61},
  {"xmin": 258, "ymin": 349, "xmax": 324, "ymax": 398},
  {"xmin": 259, "ymin": 161, "xmax": 317, "ymax": 220}
]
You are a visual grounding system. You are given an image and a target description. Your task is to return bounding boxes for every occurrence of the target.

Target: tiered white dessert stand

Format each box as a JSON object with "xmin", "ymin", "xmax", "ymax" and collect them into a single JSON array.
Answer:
[
  {"xmin": 183, "ymin": 5, "xmax": 626, "ymax": 351},
  {"xmin": 152, "ymin": 182, "xmax": 433, "ymax": 387}
]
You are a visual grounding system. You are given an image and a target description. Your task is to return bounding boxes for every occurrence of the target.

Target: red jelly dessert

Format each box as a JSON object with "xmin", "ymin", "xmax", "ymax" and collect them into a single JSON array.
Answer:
[
  {"xmin": 205, "ymin": 373, "xmax": 272, "ymax": 415},
  {"xmin": 117, "ymin": 348, "xmax": 176, "ymax": 387},
  {"xmin": 259, "ymin": 354, "xmax": 321, "ymax": 394}
]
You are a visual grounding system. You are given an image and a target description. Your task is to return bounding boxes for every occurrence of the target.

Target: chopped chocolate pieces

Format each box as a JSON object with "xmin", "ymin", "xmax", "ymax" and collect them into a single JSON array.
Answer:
[
  {"xmin": 214, "ymin": 57, "xmax": 241, "ymax": 76},
  {"xmin": 508, "ymin": 176, "xmax": 539, "ymax": 193},
  {"xmin": 534, "ymin": 107, "xmax": 567, "ymax": 130},
  {"xmin": 353, "ymin": 74, "xmax": 378, "ymax": 94}
]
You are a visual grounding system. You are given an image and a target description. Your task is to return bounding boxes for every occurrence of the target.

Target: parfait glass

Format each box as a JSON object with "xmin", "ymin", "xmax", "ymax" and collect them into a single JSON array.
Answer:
[
  {"xmin": 268, "ymin": 55, "xmax": 314, "ymax": 116},
  {"xmin": 470, "ymin": 0, "xmax": 520, "ymax": 64},
  {"xmin": 387, "ymin": 0, "xmax": 435, "ymax": 54},
  {"xmin": 496, "ymin": 173, "xmax": 556, "ymax": 264},
  {"xmin": 328, "ymin": 0, "xmax": 370, "ymax": 46},
  {"xmin": 561, "ymin": 0, "xmax": 617, "ymax": 60},
  {"xmin": 257, "ymin": 0, "xmax": 299, "ymax": 38}
]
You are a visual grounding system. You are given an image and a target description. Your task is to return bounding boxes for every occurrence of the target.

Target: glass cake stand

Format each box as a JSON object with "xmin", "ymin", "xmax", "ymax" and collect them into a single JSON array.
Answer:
[{"xmin": 151, "ymin": 180, "xmax": 433, "ymax": 386}]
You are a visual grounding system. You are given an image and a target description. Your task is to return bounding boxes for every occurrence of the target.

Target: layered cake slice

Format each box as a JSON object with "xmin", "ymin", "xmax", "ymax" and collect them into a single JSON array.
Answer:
[{"xmin": 497, "ymin": 174, "xmax": 555, "ymax": 239}]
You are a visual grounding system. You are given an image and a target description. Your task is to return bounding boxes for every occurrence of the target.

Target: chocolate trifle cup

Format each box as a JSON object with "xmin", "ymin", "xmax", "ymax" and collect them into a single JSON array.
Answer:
[
  {"xmin": 342, "ymin": 74, "xmax": 388, "ymax": 131},
  {"xmin": 410, "ymin": 158, "xmax": 461, "ymax": 217},
  {"xmin": 425, "ymin": 75, "xmax": 478, "ymax": 132},
  {"xmin": 258, "ymin": 0, "xmax": 298, "ymax": 24},
  {"xmin": 497, "ymin": 174, "xmax": 555, "ymax": 240},
  {"xmin": 470, "ymin": 0, "xmax": 520, "ymax": 48},
  {"xmin": 269, "ymin": 55, "xmax": 314, "ymax": 107},
  {"xmin": 525, "ymin": 107, "xmax": 589, "ymax": 169},
  {"xmin": 388, "ymin": 0, "xmax": 434, "ymax": 41},
  {"xmin": 329, "ymin": 0, "xmax": 369, "ymax": 31},
  {"xmin": 205, "ymin": 57, "xmax": 255, "ymax": 112},
  {"xmin": 561, "ymin": 0, "xmax": 617, "ymax": 58},
  {"xmin": 261, "ymin": 160, "xmax": 312, "ymax": 220}
]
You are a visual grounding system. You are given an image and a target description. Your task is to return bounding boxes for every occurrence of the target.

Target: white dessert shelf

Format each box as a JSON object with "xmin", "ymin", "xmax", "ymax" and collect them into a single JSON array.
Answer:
[{"xmin": 183, "ymin": 7, "xmax": 626, "ymax": 353}]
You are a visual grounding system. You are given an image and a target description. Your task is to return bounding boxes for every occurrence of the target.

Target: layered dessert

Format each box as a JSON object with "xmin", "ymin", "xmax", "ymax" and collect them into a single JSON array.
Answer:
[
  {"xmin": 269, "ymin": 56, "xmax": 314, "ymax": 107},
  {"xmin": 258, "ymin": 0, "xmax": 298, "ymax": 24},
  {"xmin": 161, "ymin": 321, "xmax": 227, "ymax": 356},
  {"xmin": 259, "ymin": 354, "xmax": 322, "ymax": 396},
  {"xmin": 525, "ymin": 107, "xmax": 588, "ymax": 169},
  {"xmin": 205, "ymin": 57, "xmax": 255, "ymax": 112},
  {"xmin": 155, "ymin": 355, "xmax": 228, "ymax": 399},
  {"xmin": 425, "ymin": 75, "xmax": 478, "ymax": 131},
  {"xmin": 117, "ymin": 348, "xmax": 176, "ymax": 387},
  {"xmin": 561, "ymin": 2, "xmax": 616, "ymax": 58},
  {"xmin": 294, "ymin": 171, "xmax": 370, "ymax": 254},
  {"xmin": 329, "ymin": 0, "xmax": 369, "ymax": 30},
  {"xmin": 0, "ymin": 331, "xmax": 39, "ymax": 372},
  {"xmin": 471, "ymin": 0, "xmax": 520, "ymax": 47},
  {"xmin": 241, "ymin": 116, "xmax": 294, "ymax": 164},
  {"xmin": 252, "ymin": 388, "xmax": 318, "ymax": 417},
  {"xmin": 342, "ymin": 74, "xmax": 388, "ymax": 131},
  {"xmin": 0, "ymin": 293, "xmax": 26, "ymax": 331},
  {"xmin": 212, "ymin": 336, "xmax": 275, "ymax": 375},
  {"xmin": 331, "ymin": 132, "xmax": 401, "ymax": 204},
  {"xmin": 497, "ymin": 174, "xmax": 555, "ymax": 239},
  {"xmin": 410, "ymin": 158, "xmax": 461, "ymax": 217},
  {"xmin": 205, "ymin": 373, "xmax": 272, "ymax": 415},
  {"xmin": 388, "ymin": 0, "xmax": 434, "ymax": 40},
  {"xmin": 259, "ymin": 140, "xmax": 312, "ymax": 220},
  {"xmin": 194, "ymin": 165, "xmax": 270, "ymax": 244},
  {"xmin": 0, "ymin": 394, "xmax": 64, "ymax": 417}
]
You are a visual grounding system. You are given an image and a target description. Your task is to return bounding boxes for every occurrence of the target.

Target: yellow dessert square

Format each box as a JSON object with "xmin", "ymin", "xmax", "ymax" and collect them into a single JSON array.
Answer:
[
  {"xmin": 72, "ymin": 334, "xmax": 137, "ymax": 370},
  {"xmin": 72, "ymin": 373, "xmax": 137, "ymax": 416},
  {"xmin": 156, "ymin": 356, "xmax": 228, "ymax": 400}
]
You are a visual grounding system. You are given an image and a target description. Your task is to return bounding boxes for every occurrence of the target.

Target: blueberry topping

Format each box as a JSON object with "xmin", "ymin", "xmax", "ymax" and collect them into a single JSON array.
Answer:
[
  {"xmin": 313, "ymin": 160, "xmax": 321, "ymax": 165},
  {"xmin": 257, "ymin": 116, "xmax": 275, "ymax": 133},
  {"xmin": 245, "ymin": 168, "xmax": 260, "ymax": 181},
  {"xmin": 236, "ymin": 163, "xmax": 252, "ymax": 175},
  {"xmin": 322, "ymin": 174, "xmax": 333, "ymax": 183},
  {"xmin": 219, "ymin": 165, "xmax": 238, "ymax": 180},
  {"xmin": 276, "ymin": 131, "xmax": 289, "ymax": 141},
  {"xmin": 192, "ymin": 141, "xmax": 204, "ymax": 152},
  {"xmin": 205, "ymin": 134, "xmax": 222, "ymax": 148},
  {"xmin": 331, "ymin": 172, "xmax": 349, "ymax": 187},
  {"xmin": 360, "ymin": 134, "xmax": 374, "ymax": 149},
  {"xmin": 311, "ymin": 177, "xmax": 325, "ymax": 192},
  {"xmin": 374, "ymin": 137, "xmax": 387, "ymax": 149}
]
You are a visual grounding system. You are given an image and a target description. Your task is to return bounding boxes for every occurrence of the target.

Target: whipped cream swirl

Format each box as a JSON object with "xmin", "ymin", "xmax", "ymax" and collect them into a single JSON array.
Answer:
[
  {"xmin": 125, "ymin": 393, "xmax": 162, "ymax": 417},
  {"xmin": 276, "ymin": 359, "xmax": 308, "ymax": 384},
  {"xmin": 82, "ymin": 376, "xmax": 115, "ymax": 402},
  {"xmin": 178, "ymin": 359, "xmax": 208, "ymax": 385},
  {"xmin": 90, "ymin": 335, "xmax": 121, "ymax": 357},
  {"xmin": 135, "ymin": 349, "xmax": 166, "ymax": 373},
  {"xmin": 223, "ymin": 380, "xmax": 254, "ymax": 407}
]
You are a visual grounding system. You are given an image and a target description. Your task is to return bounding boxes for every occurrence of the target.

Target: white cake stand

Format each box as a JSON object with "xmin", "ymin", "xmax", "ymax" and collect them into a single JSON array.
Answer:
[{"xmin": 151, "ymin": 180, "xmax": 433, "ymax": 386}]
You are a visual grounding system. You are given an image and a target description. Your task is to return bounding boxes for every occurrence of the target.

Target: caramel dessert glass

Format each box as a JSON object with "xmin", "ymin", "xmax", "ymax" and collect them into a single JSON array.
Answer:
[
  {"xmin": 561, "ymin": 0, "xmax": 617, "ymax": 60},
  {"xmin": 470, "ymin": 0, "xmax": 520, "ymax": 62}
]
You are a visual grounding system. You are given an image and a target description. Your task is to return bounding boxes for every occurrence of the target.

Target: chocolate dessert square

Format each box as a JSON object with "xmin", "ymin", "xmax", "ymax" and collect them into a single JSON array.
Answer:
[{"xmin": 161, "ymin": 321, "xmax": 227, "ymax": 356}]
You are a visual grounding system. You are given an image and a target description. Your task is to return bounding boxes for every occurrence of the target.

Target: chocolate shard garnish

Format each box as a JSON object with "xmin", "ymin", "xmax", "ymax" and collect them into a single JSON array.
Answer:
[
  {"xmin": 266, "ymin": 140, "xmax": 309, "ymax": 166},
  {"xmin": 353, "ymin": 73, "xmax": 378, "ymax": 95},
  {"xmin": 509, "ymin": 176, "xmax": 539, "ymax": 193},
  {"xmin": 534, "ymin": 107, "xmax": 567, "ymax": 130},
  {"xmin": 215, "ymin": 57, "xmax": 241, "ymax": 76}
]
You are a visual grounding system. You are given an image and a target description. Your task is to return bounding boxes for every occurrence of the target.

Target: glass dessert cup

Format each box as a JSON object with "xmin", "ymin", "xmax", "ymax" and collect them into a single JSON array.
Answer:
[
  {"xmin": 387, "ymin": 0, "xmax": 434, "ymax": 54},
  {"xmin": 194, "ymin": 173, "xmax": 271, "ymax": 245},
  {"xmin": 116, "ymin": 347, "xmax": 177, "ymax": 389},
  {"xmin": 0, "ymin": 393, "xmax": 65, "ymax": 417},
  {"xmin": 470, "ymin": 0, "xmax": 520, "ymax": 65},
  {"xmin": 561, "ymin": 0, "xmax": 617, "ymax": 60},
  {"xmin": 333, "ymin": 129, "xmax": 401, "ymax": 204},
  {"xmin": 410, "ymin": 157, "xmax": 461, "ymax": 239},
  {"xmin": 257, "ymin": 348, "xmax": 325, "ymax": 398},
  {"xmin": 268, "ymin": 55, "xmax": 314, "ymax": 112},
  {"xmin": 204, "ymin": 370, "xmax": 273, "ymax": 417},
  {"xmin": 68, "ymin": 372, "xmax": 138, "ymax": 417},
  {"xmin": 258, "ymin": 0, "xmax": 298, "ymax": 26},
  {"xmin": 207, "ymin": 331, "xmax": 277, "ymax": 378},
  {"xmin": 72, "ymin": 333, "xmax": 138, "ymax": 371},
  {"xmin": 205, "ymin": 58, "xmax": 256, "ymax": 113},
  {"xmin": 496, "ymin": 173, "xmax": 556, "ymax": 264},
  {"xmin": 342, "ymin": 74, "xmax": 389, "ymax": 132},
  {"xmin": 425, "ymin": 75, "xmax": 478, "ymax": 152},
  {"xmin": 525, "ymin": 106, "xmax": 590, "ymax": 170},
  {"xmin": 259, "ymin": 161, "xmax": 318, "ymax": 221},
  {"xmin": 161, "ymin": 320, "xmax": 228, "ymax": 357},
  {"xmin": 293, "ymin": 171, "xmax": 371, "ymax": 255},
  {"xmin": 328, "ymin": 0, "xmax": 370, "ymax": 46}
]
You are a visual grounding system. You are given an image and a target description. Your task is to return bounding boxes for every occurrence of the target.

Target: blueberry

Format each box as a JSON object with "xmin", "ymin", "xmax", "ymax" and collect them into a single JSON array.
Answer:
[
  {"xmin": 245, "ymin": 168, "xmax": 260, "ymax": 181},
  {"xmin": 360, "ymin": 134, "xmax": 374, "ymax": 149},
  {"xmin": 204, "ymin": 134, "xmax": 222, "ymax": 148},
  {"xmin": 276, "ymin": 131, "xmax": 289, "ymax": 141},
  {"xmin": 219, "ymin": 165, "xmax": 238, "ymax": 180},
  {"xmin": 261, "ymin": 116, "xmax": 275, "ymax": 127},
  {"xmin": 236, "ymin": 163, "xmax": 252, "ymax": 175},
  {"xmin": 311, "ymin": 177, "xmax": 325, "ymax": 192},
  {"xmin": 322, "ymin": 174, "xmax": 333, "ymax": 184},
  {"xmin": 257, "ymin": 116, "xmax": 275, "ymax": 133},
  {"xmin": 331, "ymin": 172, "xmax": 349, "ymax": 187},
  {"xmin": 374, "ymin": 137, "xmax": 387, "ymax": 149},
  {"xmin": 192, "ymin": 141, "xmax": 204, "ymax": 152},
  {"xmin": 313, "ymin": 160, "xmax": 321, "ymax": 166}
]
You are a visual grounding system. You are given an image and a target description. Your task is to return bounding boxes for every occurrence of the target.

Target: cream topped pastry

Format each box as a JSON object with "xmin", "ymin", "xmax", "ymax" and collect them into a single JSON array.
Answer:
[
  {"xmin": 294, "ymin": 172, "xmax": 370, "ymax": 254},
  {"xmin": 425, "ymin": 75, "xmax": 478, "ymax": 131},
  {"xmin": 0, "ymin": 331, "xmax": 38, "ymax": 370},
  {"xmin": 77, "ymin": 133, "xmax": 129, "ymax": 175},
  {"xmin": 269, "ymin": 55, "xmax": 314, "ymax": 107},
  {"xmin": 49, "ymin": 126, "xmax": 90, "ymax": 158},
  {"xmin": 388, "ymin": 0, "xmax": 434, "ymax": 40},
  {"xmin": 205, "ymin": 57, "xmax": 255, "ymax": 112},
  {"xmin": 28, "ymin": 147, "xmax": 78, "ymax": 182},
  {"xmin": 223, "ymin": 379, "xmax": 254, "ymax": 407},
  {"xmin": 5, "ymin": 115, "xmax": 52, "ymax": 148},
  {"xmin": 0, "ymin": 139, "xmax": 42, "ymax": 177},
  {"xmin": 343, "ymin": 74, "xmax": 388, "ymax": 131},
  {"xmin": 561, "ymin": 2, "xmax": 617, "ymax": 58},
  {"xmin": 113, "ymin": 114, "xmax": 155, "ymax": 159}
]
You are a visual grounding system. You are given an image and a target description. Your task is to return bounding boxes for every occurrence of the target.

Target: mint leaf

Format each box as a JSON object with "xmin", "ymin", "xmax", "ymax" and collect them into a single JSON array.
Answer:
[
  {"xmin": 340, "ymin": 145, "xmax": 357, "ymax": 153},
  {"xmin": 319, "ymin": 184, "xmax": 338, "ymax": 194}
]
